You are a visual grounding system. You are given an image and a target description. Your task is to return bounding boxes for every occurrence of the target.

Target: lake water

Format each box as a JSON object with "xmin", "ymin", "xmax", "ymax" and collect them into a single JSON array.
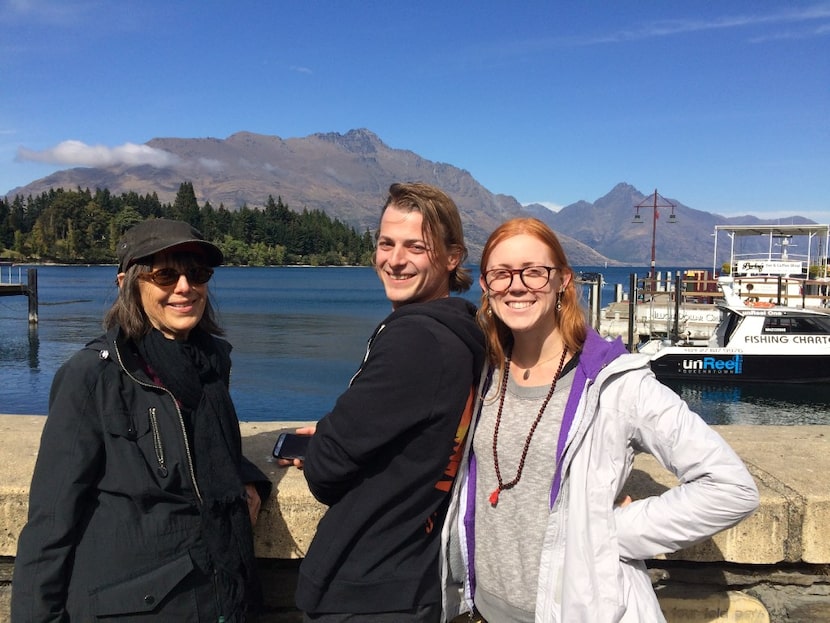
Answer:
[{"xmin": 2, "ymin": 264, "xmax": 829, "ymax": 425}]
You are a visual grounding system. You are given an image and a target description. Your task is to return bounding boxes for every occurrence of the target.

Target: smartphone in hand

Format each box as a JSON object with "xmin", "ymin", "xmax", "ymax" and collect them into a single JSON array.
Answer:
[{"xmin": 272, "ymin": 432, "xmax": 311, "ymax": 461}]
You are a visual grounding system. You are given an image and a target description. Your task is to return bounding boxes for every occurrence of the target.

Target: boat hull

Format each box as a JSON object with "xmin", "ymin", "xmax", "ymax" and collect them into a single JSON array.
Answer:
[{"xmin": 649, "ymin": 352, "xmax": 830, "ymax": 383}]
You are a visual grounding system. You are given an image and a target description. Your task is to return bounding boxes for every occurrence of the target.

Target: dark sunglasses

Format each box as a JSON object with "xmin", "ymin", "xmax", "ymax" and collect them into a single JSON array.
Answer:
[{"xmin": 138, "ymin": 266, "xmax": 214, "ymax": 287}]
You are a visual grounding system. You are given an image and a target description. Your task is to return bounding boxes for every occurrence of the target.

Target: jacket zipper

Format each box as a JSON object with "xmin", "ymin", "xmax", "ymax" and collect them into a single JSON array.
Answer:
[
  {"xmin": 349, "ymin": 323, "xmax": 385, "ymax": 386},
  {"xmin": 113, "ymin": 341, "xmax": 203, "ymax": 504},
  {"xmin": 213, "ymin": 569, "xmax": 225, "ymax": 622},
  {"xmin": 148, "ymin": 407, "xmax": 167, "ymax": 477}
]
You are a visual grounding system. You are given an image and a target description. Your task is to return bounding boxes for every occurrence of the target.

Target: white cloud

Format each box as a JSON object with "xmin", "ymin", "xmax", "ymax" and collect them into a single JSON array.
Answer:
[
  {"xmin": 500, "ymin": 5, "xmax": 830, "ymax": 51},
  {"xmin": 595, "ymin": 5, "xmax": 830, "ymax": 44},
  {"xmin": 289, "ymin": 65, "xmax": 313, "ymax": 74},
  {"xmin": 0, "ymin": 0, "xmax": 98, "ymax": 25},
  {"xmin": 198, "ymin": 157, "xmax": 223, "ymax": 172},
  {"xmin": 15, "ymin": 140, "xmax": 179, "ymax": 168}
]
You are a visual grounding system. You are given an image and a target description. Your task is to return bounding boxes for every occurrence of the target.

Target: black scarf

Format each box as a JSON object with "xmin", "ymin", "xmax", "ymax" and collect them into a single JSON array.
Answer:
[{"xmin": 137, "ymin": 327, "xmax": 259, "ymax": 621}]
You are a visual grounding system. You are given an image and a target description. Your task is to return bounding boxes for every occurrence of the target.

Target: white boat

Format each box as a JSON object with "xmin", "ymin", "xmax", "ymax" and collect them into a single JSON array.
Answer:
[
  {"xmin": 598, "ymin": 223, "xmax": 830, "ymax": 348},
  {"xmin": 639, "ymin": 279, "xmax": 830, "ymax": 383},
  {"xmin": 712, "ymin": 224, "xmax": 829, "ymax": 308}
]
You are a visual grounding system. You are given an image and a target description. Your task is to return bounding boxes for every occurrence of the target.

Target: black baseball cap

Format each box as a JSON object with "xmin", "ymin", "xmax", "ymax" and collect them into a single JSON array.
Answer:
[{"xmin": 117, "ymin": 219, "xmax": 223, "ymax": 272}]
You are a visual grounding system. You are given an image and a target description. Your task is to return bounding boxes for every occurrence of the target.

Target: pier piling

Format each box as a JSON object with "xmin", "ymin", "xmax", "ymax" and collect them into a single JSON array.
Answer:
[{"xmin": 27, "ymin": 268, "xmax": 38, "ymax": 324}]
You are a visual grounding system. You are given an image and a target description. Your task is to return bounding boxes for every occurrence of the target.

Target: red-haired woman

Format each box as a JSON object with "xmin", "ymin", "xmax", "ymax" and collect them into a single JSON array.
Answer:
[{"xmin": 440, "ymin": 218, "xmax": 758, "ymax": 623}]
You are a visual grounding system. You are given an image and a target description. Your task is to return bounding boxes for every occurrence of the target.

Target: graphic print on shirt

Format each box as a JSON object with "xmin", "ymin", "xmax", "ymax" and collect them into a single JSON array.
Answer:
[{"xmin": 435, "ymin": 387, "xmax": 475, "ymax": 493}]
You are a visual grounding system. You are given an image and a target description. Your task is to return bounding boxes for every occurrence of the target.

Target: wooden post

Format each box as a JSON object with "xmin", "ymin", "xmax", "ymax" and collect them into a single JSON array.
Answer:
[
  {"xmin": 627, "ymin": 273, "xmax": 637, "ymax": 352},
  {"xmin": 27, "ymin": 268, "xmax": 38, "ymax": 325},
  {"xmin": 672, "ymin": 273, "xmax": 681, "ymax": 342}
]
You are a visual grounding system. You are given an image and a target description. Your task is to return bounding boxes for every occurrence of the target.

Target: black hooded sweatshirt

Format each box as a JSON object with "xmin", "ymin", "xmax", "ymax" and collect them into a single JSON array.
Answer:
[{"xmin": 296, "ymin": 296, "xmax": 485, "ymax": 614}]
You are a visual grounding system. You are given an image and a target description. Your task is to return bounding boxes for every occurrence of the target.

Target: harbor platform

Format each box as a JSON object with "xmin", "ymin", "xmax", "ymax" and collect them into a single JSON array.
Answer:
[
  {"xmin": 1, "ymin": 416, "xmax": 829, "ymax": 622},
  {"xmin": 0, "ymin": 266, "xmax": 38, "ymax": 324},
  {"xmin": 0, "ymin": 285, "xmax": 27, "ymax": 296}
]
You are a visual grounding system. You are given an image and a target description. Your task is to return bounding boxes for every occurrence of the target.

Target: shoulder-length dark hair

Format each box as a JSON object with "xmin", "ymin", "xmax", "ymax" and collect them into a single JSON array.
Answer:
[
  {"xmin": 379, "ymin": 182, "xmax": 473, "ymax": 293},
  {"xmin": 104, "ymin": 255, "xmax": 223, "ymax": 340},
  {"xmin": 477, "ymin": 217, "xmax": 587, "ymax": 372}
]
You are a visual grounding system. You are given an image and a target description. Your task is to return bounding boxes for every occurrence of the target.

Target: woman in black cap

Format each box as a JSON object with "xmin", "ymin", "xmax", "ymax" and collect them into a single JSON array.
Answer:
[{"xmin": 12, "ymin": 218, "xmax": 271, "ymax": 622}]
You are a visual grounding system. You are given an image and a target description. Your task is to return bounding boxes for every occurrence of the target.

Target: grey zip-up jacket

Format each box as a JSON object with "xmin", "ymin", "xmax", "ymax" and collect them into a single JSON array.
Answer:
[
  {"xmin": 441, "ymin": 329, "xmax": 759, "ymax": 622},
  {"xmin": 12, "ymin": 326, "xmax": 270, "ymax": 622}
]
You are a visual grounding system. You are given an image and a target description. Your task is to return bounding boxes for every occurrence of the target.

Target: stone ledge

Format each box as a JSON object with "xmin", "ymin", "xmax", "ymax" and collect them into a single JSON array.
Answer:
[{"xmin": 2, "ymin": 416, "xmax": 829, "ymax": 566}]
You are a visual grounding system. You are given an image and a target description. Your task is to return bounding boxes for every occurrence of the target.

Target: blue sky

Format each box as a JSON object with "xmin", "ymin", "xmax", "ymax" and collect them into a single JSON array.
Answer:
[{"xmin": 2, "ymin": 1, "xmax": 828, "ymax": 223}]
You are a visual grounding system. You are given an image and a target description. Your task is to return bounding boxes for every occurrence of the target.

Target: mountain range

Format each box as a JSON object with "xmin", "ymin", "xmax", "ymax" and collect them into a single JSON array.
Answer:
[{"xmin": 7, "ymin": 129, "xmax": 817, "ymax": 267}]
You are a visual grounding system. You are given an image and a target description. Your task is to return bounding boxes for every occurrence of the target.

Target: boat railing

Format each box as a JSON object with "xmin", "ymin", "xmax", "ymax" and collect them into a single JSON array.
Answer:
[
  {"xmin": 626, "ymin": 271, "xmax": 721, "ymax": 351},
  {"xmin": 0, "ymin": 262, "xmax": 23, "ymax": 285},
  {"xmin": 635, "ymin": 272, "xmax": 830, "ymax": 309},
  {"xmin": 621, "ymin": 270, "xmax": 830, "ymax": 351},
  {"xmin": 731, "ymin": 274, "xmax": 829, "ymax": 308}
]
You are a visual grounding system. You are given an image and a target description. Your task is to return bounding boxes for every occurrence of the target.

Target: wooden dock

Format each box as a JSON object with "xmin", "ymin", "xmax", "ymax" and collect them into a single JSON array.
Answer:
[
  {"xmin": 0, "ymin": 284, "xmax": 28, "ymax": 295},
  {"xmin": 0, "ymin": 266, "xmax": 38, "ymax": 324}
]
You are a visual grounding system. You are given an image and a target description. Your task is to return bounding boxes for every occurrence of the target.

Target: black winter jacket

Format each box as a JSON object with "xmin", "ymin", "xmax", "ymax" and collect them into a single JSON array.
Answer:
[
  {"xmin": 11, "ymin": 326, "xmax": 271, "ymax": 622},
  {"xmin": 296, "ymin": 297, "xmax": 485, "ymax": 614}
]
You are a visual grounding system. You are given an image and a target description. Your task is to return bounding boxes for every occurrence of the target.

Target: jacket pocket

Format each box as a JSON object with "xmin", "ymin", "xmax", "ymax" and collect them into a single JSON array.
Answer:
[
  {"xmin": 90, "ymin": 552, "xmax": 195, "ymax": 616},
  {"xmin": 104, "ymin": 408, "xmax": 170, "ymax": 479},
  {"xmin": 104, "ymin": 408, "xmax": 151, "ymax": 441}
]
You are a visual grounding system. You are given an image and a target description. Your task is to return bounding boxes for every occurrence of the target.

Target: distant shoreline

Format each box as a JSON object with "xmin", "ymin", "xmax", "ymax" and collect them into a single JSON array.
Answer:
[{"xmin": 1, "ymin": 261, "xmax": 372, "ymax": 269}]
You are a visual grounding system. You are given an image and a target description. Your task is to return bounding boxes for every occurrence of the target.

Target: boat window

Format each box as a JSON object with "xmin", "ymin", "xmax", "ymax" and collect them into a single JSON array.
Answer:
[
  {"xmin": 722, "ymin": 313, "xmax": 743, "ymax": 346},
  {"xmin": 762, "ymin": 315, "xmax": 830, "ymax": 334}
]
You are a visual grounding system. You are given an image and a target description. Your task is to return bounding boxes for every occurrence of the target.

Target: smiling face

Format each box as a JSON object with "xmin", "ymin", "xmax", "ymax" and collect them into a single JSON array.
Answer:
[
  {"xmin": 480, "ymin": 233, "xmax": 571, "ymax": 339},
  {"xmin": 124, "ymin": 252, "xmax": 210, "ymax": 340},
  {"xmin": 374, "ymin": 205, "xmax": 459, "ymax": 309}
]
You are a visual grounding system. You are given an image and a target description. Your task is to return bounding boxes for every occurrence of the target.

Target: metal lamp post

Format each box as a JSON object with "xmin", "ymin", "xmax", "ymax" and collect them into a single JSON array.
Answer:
[{"xmin": 632, "ymin": 189, "xmax": 677, "ymax": 296}]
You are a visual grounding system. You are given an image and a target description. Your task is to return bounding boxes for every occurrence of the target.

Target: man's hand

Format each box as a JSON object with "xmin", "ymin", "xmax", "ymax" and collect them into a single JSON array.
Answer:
[{"xmin": 276, "ymin": 425, "xmax": 316, "ymax": 469}]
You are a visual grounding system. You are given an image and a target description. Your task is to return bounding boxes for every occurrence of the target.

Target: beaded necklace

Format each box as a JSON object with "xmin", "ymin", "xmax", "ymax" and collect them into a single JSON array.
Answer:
[{"xmin": 489, "ymin": 347, "xmax": 568, "ymax": 507}]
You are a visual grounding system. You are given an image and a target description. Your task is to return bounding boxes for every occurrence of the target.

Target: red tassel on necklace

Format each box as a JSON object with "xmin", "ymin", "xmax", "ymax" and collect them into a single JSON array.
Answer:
[{"xmin": 489, "ymin": 488, "xmax": 500, "ymax": 506}]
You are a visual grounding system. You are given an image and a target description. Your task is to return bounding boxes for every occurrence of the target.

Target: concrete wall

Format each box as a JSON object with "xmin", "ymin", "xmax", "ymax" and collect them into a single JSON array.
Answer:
[{"xmin": 1, "ymin": 416, "xmax": 829, "ymax": 622}]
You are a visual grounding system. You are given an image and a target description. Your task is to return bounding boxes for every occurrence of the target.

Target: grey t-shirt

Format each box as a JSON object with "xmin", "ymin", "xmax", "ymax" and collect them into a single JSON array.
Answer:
[{"xmin": 472, "ymin": 365, "xmax": 575, "ymax": 623}]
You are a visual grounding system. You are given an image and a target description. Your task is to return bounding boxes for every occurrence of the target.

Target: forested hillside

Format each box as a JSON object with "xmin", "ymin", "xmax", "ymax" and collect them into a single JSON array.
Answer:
[{"xmin": 0, "ymin": 183, "xmax": 374, "ymax": 266}]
